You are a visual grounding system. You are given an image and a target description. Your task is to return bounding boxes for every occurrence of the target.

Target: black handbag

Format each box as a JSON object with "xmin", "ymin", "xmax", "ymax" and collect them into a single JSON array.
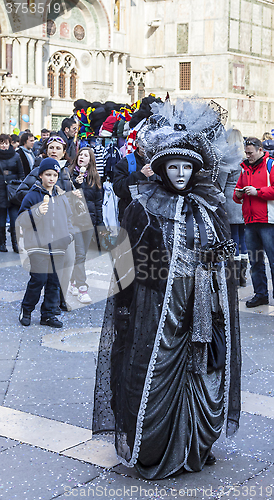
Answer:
[
  {"xmin": 68, "ymin": 189, "xmax": 92, "ymax": 230},
  {"xmin": 5, "ymin": 179, "xmax": 21, "ymax": 204},
  {"xmin": 207, "ymin": 312, "xmax": 226, "ymax": 371}
]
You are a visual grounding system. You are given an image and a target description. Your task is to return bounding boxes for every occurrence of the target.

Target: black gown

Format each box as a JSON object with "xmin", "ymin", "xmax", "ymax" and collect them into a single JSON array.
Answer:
[{"xmin": 93, "ymin": 179, "xmax": 241, "ymax": 479}]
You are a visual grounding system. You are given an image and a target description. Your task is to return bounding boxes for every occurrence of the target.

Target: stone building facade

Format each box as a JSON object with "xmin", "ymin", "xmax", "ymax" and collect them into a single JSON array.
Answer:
[{"xmin": 0, "ymin": 0, "xmax": 274, "ymax": 137}]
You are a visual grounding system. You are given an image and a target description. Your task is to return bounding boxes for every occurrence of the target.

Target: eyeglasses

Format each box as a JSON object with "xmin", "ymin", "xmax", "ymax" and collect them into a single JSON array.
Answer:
[
  {"xmin": 245, "ymin": 140, "xmax": 258, "ymax": 147},
  {"xmin": 47, "ymin": 136, "xmax": 66, "ymax": 146}
]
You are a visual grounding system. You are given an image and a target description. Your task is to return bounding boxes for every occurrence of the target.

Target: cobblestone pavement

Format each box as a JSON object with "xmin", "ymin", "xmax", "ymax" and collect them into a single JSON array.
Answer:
[{"xmin": 0, "ymin": 240, "xmax": 274, "ymax": 500}]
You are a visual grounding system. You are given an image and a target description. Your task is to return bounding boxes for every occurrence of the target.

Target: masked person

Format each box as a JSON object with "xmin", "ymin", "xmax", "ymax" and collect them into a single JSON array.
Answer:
[{"xmin": 93, "ymin": 99, "xmax": 241, "ymax": 479}]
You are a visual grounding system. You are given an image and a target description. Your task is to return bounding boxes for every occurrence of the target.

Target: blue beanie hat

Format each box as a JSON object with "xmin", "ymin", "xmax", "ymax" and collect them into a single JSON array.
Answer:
[{"xmin": 38, "ymin": 158, "xmax": 60, "ymax": 176}]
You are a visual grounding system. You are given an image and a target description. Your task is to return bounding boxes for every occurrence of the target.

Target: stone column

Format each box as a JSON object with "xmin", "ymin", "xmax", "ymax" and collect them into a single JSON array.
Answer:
[
  {"xmin": 65, "ymin": 72, "xmax": 69, "ymax": 99},
  {"xmin": 91, "ymin": 51, "xmax": 97, "ymax": 81},
  {"xmin": 104, "ymin": 51, "xmax": 110, "ymax": 83},
  {"xmin": 6, "ymin": 38, "xmax": 13, "ymax": 74},
  {"xmin": 35, "ymin": 40, "xmax": 44, "ymax": 86},
  {"xmin": 121, "ymin": 54, "xmax": 128, "ymax": 95},
  {"xmin": 20, "ymin": 98, "xmax": 30, "ymax": 130},
  {"xmin": 12, "ymin": 39, "xmax": 20, "ymax": 77},
  {"xmin": 18, "ymin": 38, "xmax": 28, "ymax": 85},
  {"xmin": 4, "ymin": 99, "xmax": 11, "ymax": 134},
  {"xmin": 113, "ymin": 53, "xmax": 119, "ymax": 95},
  {"xmin": 10, "ymin": 98, "xmax": 20, "ymax": 132},
  {"xmin": 33, "ymin": 98, "xmax": 42, "ymax": 135},
  {"xmin": 28, "ymin": 39, "xmax": 36, "ymax": 84}
]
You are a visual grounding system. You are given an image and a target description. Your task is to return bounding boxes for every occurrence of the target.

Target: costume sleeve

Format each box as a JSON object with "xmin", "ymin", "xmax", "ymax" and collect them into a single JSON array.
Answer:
[
  {"xmin": 216, "ymin": 170, "xmax": 229, "ymax": 192},
  {"xmin": 233, "ymin": 171, "xmax": 244, "ymax": 204},
  {"xmin": 113, "ymin": 157, "xmax": 146, "ymax": 199}
]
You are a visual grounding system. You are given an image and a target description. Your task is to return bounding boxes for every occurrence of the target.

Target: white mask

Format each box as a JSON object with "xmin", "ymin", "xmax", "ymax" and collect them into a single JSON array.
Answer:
[{"xmin": 165, "ymin": 159, "xmax": 193, "ymax": 190}]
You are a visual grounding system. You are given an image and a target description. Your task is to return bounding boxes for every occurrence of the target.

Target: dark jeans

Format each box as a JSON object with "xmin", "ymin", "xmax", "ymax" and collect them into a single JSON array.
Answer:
[
  {"xmin": 0, "ymin": 205, "xmax": 19, "ymax": 228},
  {"xmin": 71, "ymin": 229, "xmax": 93, "ymax": 288},
  {"xmin": 230, "ymin": 224, "xmax": 247, "ymax": 256},
  {"xmin": 245, "ymin": 223, "xmax": 274, "ymax": 298},
  {"xmin": 22, "ymin": 253, "xmax": 64, "ymax": 319}
]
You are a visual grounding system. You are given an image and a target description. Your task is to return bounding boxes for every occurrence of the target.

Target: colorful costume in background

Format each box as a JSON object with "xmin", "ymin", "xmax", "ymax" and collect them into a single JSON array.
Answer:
[{"xmin": 93, "ymin": 99, "xmax": 241, "ymax": 479}]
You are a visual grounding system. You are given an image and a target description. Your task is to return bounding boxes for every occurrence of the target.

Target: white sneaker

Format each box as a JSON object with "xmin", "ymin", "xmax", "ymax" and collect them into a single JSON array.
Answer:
[
  {"xmin": 69, "ymin": 283, "xmax": 79, "ymax": 296},
  {"xmin": 78, "ymin": 286, "xmax": 92, "ymax": 304}
]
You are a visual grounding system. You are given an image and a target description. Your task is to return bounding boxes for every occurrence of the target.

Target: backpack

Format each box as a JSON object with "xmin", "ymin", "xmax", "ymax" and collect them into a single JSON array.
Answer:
[
  {"xmin": 267, "ymin": 158, "xmax": 274, "ymax": 173},
  {"xmin": 126, "ymin": 153, "xmax": 136, "ymax": 174}
]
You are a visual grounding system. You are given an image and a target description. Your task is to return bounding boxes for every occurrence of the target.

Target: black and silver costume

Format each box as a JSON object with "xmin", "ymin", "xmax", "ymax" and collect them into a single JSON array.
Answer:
[{"xmin": 93, "ymin": 99, "xmax": 241, "ymax": 479}]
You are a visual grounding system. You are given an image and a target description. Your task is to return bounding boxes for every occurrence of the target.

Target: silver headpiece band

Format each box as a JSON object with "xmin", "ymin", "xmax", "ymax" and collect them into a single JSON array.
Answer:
[{"xmin": 151, "ymin": 148, "xmax": 204, "ymax": 167}]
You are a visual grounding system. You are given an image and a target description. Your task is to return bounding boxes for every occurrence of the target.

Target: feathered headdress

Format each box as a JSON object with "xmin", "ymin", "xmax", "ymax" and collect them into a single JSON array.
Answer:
[{"xmin": 139, "ymin": 98, "xmax": 241, "ymax": 182}]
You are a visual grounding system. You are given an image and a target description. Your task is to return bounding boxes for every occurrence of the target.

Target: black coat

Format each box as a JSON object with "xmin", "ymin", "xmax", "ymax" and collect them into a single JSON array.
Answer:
[
  {"xmin": 113, "ymin": 151, "xmax": 148, "ymax": 222},
  {"xmin": 14, "ymin": 165, "xmax": 73, "ymax": 206},
  {"xmin": 71, "ymin": 171, "xmax": 103, "ymax": 226},
  {"xmin": 57, "ymin": 130, "xmax": 77, "ymax": 164},
  {"xmin": 0, "ymin": 147, "xmax": 24, "ymax": 208}
]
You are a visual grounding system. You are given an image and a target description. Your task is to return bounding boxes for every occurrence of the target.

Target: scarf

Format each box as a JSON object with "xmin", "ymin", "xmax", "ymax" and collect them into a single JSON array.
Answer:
[
  {"xmin": 74, "ymin": 165, "xmax": 88, "ymax": 178},
  {"xmin": 0, "ymin": 146, "xmax": 16, "ymax": 160},
  {"xmin": 20, "ymin": 146, "xmax": 35, "ymax": 169}
]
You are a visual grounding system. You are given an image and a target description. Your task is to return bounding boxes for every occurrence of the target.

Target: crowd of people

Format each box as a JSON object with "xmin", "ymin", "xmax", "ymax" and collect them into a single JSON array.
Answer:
[
  {"xmin": 1, "ymin": 96, "xmax": 274, "ymax": 479},
  {"xmin": 0, "ymin": 117, "xmax": 110, "ymax": 328}
]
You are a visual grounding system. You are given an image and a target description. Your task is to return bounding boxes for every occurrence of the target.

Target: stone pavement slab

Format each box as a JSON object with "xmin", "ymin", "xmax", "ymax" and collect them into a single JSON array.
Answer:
[
  {"xmin": 242, "ymin": 464, "xmax": 274, "ymax": 498},
  {"xmin": 111, "ymin": 453, "xmax": 271, "ymax": 500},
  {"xmin": 215, "ymin": 413, "xmax": 274, "ymax": 462},
  {"xmin": 0, "ymin": 340, "xmax": 20, "ymax": 360},
  {"xmin": 0, "ymin": 359, "xmax": 16, "ymax": 381},
  {"xmin": 61, "ymin": 438, "xmax": 120, "ymax": 468},
  {"xmin": 0, "ymin": 382, "xmax": 9, "ymax": 402},
  {"xmin": 0, "ymin": 406, "xmax": 92, "ymax": 452},
  {"xmin": 11, "ymin": 350, "xmax": 94, "ymax": 382},
  {"xmin": 4, "ymin": 376, "xmax": 93, "ymax": 407},
  {"xmin": 0, "ymin": 441, "xmax": 102, "ymax": 500},
  {"xmin": 1, "ymin": 253, "xmax": 274, "ymax": 499},
  {"xmin": 0, "ymin": 436, "xmax": 19, "ymax": 453},
  {"xmin": 13, "ymin": 402, "xmax": 93, "ymax": 428}
]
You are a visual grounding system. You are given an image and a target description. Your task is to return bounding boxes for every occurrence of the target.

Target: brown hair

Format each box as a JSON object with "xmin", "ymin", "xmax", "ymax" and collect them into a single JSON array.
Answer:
[
  {"xmin": 39, "ymin": 136, "xmax": 68, "ymax": 161},
  {"xmin": 69, "ymin": 147, "xmax": 101, "ymax": 189},
  {"xmin": 245, "ymin": 137, "xmax": 263, "ymax": 150},
  {"xmin": 0, "ymin": 134, "xmax": 11, "ymax": 144},
  {"xmin": 19, "ymin": 132, "xmax": 34, "ymax": 146}
]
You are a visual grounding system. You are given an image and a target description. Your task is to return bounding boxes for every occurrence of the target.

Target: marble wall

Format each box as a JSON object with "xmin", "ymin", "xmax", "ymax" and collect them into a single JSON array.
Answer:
[{"xmin": 1, "ymin": 0, "xmax": 274, "ymax": 136}]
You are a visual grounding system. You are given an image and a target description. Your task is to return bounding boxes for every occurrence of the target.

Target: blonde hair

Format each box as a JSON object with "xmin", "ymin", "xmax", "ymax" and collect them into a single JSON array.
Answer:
[
  {"xmin": 262, "ymin": 132, "xmax": 273, "ymax": 141},
  {"xmin": 227, "ymin": 128, "xmax": 244, "ymax": 156}
]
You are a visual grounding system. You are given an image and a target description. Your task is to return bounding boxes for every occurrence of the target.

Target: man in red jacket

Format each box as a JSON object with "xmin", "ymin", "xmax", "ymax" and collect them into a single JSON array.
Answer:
[{"xmin": 233, "ymin": 137, "xmax": 274, "ymax": 307}]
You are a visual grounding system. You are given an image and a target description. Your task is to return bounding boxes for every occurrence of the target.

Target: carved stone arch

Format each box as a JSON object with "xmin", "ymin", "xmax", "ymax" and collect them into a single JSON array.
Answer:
[
  {"xmin": 47, "ymin": 50, "xmax": 78, "ymax": 99},
  {"xmin": 0, "ymin": 3, "xmax": 10, "ymax": 33},
  {"xmin": 43, "ymin": 0, "xmax": 111, "ymax": 49},
  {"xmin": 48, "ymin": 50, "xmax": 77, "ymax": 71}
]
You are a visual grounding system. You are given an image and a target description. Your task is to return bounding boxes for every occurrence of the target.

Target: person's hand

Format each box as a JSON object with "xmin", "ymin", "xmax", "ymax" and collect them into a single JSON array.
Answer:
[
  {"xmin": 75, "ymin": 174, "xmax": 84, "ymax": 184},
  {"xmin": 72, "ymin": 189, "xmax": 82, "ymax": 198},
  {"xmin": 141, "ymin": 164, "xmax": 154, "ymax": 178},
  {"xmin": 235, "ymin": 188, "xmax": 244, "ymax": 199},
  {"xmin": 39, "ymin": 202, "xmax": 49, "ymax": 215},
  {"xmin": 244, "ymin": 185, "xmax": 258, "ymax": 196}
]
